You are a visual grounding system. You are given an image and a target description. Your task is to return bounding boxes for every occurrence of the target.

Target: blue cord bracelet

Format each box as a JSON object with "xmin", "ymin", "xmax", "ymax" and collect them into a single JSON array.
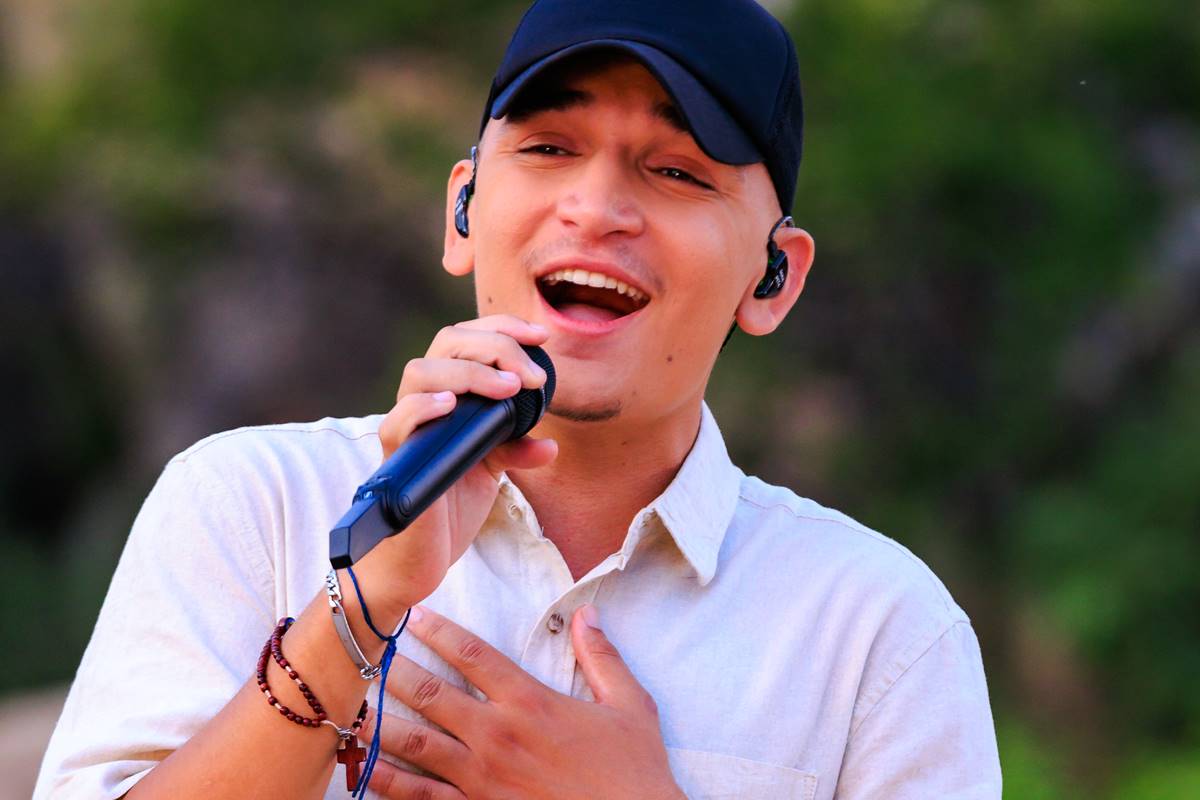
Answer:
[{"xmin": 345, "ymin": 565, "xmax": 410, "ymax": 797}]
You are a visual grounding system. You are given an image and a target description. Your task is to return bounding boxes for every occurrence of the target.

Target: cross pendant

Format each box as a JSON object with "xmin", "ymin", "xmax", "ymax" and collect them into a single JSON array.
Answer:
[{"xmin": 336, "ymin": 735, "xmax": 367, "ymax": 790}]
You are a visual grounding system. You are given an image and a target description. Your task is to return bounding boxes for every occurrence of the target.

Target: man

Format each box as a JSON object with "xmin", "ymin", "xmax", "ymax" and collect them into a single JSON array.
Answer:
[{"xmin": 36, "ymin": 1, "xmax": 1002, "ymax": 798}]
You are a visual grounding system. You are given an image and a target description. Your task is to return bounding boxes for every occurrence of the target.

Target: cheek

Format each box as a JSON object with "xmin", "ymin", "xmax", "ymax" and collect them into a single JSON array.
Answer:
[
  {"xmin": 471, "ymin": 193, "xmax": 549, "ymax": 303},
  {"xmin": 657, "ymin": 212, "xmax": 755, "ymax": 326},
  {"xmin": 635, "ymin": 217, "xmax": 750, "ymax": 394}
]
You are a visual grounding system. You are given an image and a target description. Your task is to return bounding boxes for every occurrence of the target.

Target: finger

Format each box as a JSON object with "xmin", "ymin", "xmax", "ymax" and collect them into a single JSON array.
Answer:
[
  {"xmin": 570, "ymin": 604, "xmax": 658, "ymax": 718},
  {"xmin": 378, "ymin": 392, "xmax": 457, "ymax": 458},
  {"xmin": 385, "ymin": 654, "xmax": 485, "ymax": 734},
  {"xmin": 427, "ymin": 327, "xmax": 548, "ymax": 389},
  {"xmin": 482, "ymin": 437, "xmax": 558, "ymax": 474},
  {"xmin": 452, "ymin": 315, "xmax": 548, "ymax": 346},
  {"xmin": 404, "ymin": 606, "xmax": 538, "ymax": 702},
  {"xmin": 398, "ymin": 357, "xmax": 523, "ymax": 402},
  {"xmin": 367, "ymin": 758, "xmax": 467, "ymax": 800},
  {"xmin": 362, "ymin": 710, "xmax": 472, "ymax": 784}
]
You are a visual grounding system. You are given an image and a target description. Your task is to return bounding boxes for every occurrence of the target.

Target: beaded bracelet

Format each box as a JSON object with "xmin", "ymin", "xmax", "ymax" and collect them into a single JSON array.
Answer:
[{"xmin": 257, "ymin": 617, "xmax": 370, "ymax": 790}]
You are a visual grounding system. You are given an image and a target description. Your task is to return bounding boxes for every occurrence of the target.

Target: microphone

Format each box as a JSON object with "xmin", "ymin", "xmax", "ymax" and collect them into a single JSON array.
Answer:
[{"xmin": 329, "ymin": 345, "xmax": 556, "ymax": 569}]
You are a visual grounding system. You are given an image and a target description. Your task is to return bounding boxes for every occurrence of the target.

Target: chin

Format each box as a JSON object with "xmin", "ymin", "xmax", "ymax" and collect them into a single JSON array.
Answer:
[
  {"xmin": 542, "ymin": 367, "xmax": 627, "ymax": 422},
  {"xmin": 544, "ymin": 374, "xmax": 623, "ymax": 421},
  {"xmin": 542, "ymin": 356, "xmax": 632, "ymax": 420}
]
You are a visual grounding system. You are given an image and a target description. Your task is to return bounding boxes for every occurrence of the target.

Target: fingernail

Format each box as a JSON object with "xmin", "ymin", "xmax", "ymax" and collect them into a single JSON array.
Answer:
[
  {"xmin": 580, "ymin": 603, "xmax": 600, "ymax": 629},
  {"xmin": 433, "ymin": 391, "xmax": 454, "ymax": 402},
  {"xmin": 408, "ymin": 605, "xmax": 425, "ymax": 624},
  {"xmin": 498, "ymin": 370, "xmax": 520, "ymax": 383},
  {"xmin": 529, "ymin": 322, "xmax": 548, "ymax": 334}
]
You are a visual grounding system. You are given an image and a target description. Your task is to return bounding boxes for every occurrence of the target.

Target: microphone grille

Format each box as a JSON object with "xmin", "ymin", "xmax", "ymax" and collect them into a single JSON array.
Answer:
[{"xmin": 510, "ymin": 345, "xmax": 556, "ymax": 439}]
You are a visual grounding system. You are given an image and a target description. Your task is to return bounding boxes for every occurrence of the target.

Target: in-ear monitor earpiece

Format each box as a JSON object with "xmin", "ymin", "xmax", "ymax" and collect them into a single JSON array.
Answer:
[
  {"xmin": 755, "ymin": 215, "xmax": 794, "ymax": 299},
  {"xmin": 454, "ymin": 146, "xmax": 479, "ymax": 239}
]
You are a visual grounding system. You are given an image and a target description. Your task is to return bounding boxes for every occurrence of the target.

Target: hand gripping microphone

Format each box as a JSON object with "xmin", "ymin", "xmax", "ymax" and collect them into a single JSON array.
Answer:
[{"xmin": 329, "ymin": 345, "xmax": 556, "ymax": 569}]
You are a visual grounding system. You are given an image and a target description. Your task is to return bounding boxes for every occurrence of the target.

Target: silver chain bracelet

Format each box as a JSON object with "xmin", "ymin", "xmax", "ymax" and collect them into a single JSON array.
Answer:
[{"xmin": 325, "ymin": 569, "xmax": 383, "ymax": 680}]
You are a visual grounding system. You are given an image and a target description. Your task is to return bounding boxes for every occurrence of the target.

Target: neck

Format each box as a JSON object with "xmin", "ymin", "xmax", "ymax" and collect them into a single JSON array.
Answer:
[{"xmin": 511, "ymin": 401, "xmax": 703, "ymax": 580}]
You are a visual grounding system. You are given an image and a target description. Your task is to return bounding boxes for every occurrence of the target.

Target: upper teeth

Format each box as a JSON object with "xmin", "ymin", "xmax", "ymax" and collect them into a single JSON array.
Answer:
[{"xmin": 540, "ymin": 269, "xmax": 648, "ymax": 303}]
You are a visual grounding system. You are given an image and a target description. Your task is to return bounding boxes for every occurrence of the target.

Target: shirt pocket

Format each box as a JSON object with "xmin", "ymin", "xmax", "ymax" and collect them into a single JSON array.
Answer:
[{"xmin": 667, "ymin": 747, "xmax": 819, "ymax": 800}]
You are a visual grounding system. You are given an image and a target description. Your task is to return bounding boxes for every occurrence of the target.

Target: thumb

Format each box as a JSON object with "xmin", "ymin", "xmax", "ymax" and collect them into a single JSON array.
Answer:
[{"xmin": 571, "ymin": 604, "xmax": 658, "ymax": 718}]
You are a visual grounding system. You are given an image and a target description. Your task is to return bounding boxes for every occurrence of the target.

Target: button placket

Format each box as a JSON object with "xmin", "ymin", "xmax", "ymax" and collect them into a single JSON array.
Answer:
[
  {"xmin": 518, "ymin": 575, "xmax": 609, "ymax": 694},
  {"xmin": 513, "ymin": 509, "xmax": 575, "ymax": 691},
  {"xmin": 563, "ymin": 579, "xmax": 607, "ymax": 696}
]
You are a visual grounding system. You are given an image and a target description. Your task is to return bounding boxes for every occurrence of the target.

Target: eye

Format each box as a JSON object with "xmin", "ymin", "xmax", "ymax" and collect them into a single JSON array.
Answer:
[
  {"xmin": 657, "ymin": 166, "xmax": 714, "ymax": 190},
  {"xmin": 520, "ymin": 143, "xmax": 571, "ymax": 156}
]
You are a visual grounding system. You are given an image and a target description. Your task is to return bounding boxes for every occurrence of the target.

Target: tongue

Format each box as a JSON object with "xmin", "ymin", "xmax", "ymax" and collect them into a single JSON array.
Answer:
[{"xmin": 557, "ymin": 302, "xmax": 621, "ymax": 323}]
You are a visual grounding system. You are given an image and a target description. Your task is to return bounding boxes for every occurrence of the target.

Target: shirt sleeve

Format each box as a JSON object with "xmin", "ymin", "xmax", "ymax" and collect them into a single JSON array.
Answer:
[
  {"xmin": 834, "ymin": 620, "xmax": 1002, "ymax": 799},
  {"xmin": 33, "ymin": 451, "xmax": 278, "ymax": 800}
]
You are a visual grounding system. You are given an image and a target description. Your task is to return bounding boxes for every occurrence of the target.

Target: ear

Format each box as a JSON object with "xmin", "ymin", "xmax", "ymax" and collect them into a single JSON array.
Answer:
[
  {"xmin": 442, "ymin": 158, "xmax": 476, "ymax": 277},
  {"xmin": 734, "ymin": 225, "xmax": 815, "ymax": 336}
]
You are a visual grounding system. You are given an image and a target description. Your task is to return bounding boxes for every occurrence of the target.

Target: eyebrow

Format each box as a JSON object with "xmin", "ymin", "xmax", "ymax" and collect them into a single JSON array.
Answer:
[
  {"xmin": 502, "ymin": 86, "xmax": 690, "ymax": 136},
  {"xmin": 651, "ymin": 101, "xmax": 689, "ymax": 134},
  {"xmin": 503, "ymin": 87, "xmax": 593, "ymax": 124}
]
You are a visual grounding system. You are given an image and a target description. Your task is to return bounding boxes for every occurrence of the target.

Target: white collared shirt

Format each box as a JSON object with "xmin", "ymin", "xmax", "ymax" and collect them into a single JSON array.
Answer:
[{"xmin": 36, "ymin": 405, "xmax": 1001, "ymax": 799}]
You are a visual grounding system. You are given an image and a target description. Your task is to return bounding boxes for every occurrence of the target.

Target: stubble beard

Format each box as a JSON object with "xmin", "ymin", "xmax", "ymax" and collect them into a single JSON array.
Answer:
[{"xmin": 547, "ymin": 399, "xmax": 623, "ymax": 423}]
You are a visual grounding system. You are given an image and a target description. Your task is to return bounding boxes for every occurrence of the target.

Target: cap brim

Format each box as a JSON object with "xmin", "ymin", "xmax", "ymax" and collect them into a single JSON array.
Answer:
[{"xmin": 490, "ymin": 39, "xmax": 761, "ymax": 166}]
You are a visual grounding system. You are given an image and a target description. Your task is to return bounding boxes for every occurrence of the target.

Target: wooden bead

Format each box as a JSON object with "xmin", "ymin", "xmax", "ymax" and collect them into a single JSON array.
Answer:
[{"xmin": 256, "ymin": 616, "xmax": 346, "ymax": 731}]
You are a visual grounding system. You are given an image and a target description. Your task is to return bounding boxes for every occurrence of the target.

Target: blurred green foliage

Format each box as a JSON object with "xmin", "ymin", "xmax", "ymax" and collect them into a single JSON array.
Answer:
[{"xmin": 3, "ymin": 0, "xmax": 1199, "ymax": 797}]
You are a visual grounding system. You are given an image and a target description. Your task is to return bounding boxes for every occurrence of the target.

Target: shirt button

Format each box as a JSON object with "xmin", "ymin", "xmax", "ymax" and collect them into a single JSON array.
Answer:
[{"xmin": 546, "ymin": 613, "xmax": 564, "ymax": 634}]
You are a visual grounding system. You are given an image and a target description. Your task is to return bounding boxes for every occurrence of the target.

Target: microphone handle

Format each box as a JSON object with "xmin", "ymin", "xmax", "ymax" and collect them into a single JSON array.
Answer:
[{"xmin": 329, "ymin": 394, "xmax": 516, "ymax": 568}]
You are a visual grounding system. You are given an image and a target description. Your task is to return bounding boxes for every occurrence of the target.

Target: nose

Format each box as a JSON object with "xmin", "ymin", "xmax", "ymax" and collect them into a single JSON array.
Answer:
[{"xmin": 555, "ymin": 153, "xmax": 645, "ymax": 241}]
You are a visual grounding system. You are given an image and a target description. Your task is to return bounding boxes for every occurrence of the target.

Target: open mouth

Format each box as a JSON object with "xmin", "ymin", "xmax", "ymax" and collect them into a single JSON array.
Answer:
[{"xmin": 537, "ymin": 268, "xmax": 650, "ymax": 324}]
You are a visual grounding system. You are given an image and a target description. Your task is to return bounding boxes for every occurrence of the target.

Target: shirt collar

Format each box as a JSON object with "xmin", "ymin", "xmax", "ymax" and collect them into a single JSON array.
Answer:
[
  {"xmin": 647, "ymin": 402, "xmax": 741, "ymax": 586},
  {"xmin": 497, "ymin": 403, "xmax": 740, "ymax": 587}
]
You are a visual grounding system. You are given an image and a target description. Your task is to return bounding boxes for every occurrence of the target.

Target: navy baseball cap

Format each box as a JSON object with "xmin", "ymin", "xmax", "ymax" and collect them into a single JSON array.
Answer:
[{"xmin": 480, "ymin": 0, "xmax": 804, "ymax": 214}]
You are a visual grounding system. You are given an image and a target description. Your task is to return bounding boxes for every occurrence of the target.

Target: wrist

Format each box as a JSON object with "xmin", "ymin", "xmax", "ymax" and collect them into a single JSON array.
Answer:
[
  {"xmin": 338, "ymin": 568, "xmax": 412, "ymax": 652},
  {"xmin": 341, "ymin": 560, "xmax": 426, "ymax": 623}
]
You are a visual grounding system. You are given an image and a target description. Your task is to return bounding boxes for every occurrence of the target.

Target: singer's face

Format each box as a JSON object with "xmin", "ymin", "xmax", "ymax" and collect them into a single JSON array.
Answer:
[{"xmin": 443, "ymin": 55, "xmax": 812, "ymax": 425}]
